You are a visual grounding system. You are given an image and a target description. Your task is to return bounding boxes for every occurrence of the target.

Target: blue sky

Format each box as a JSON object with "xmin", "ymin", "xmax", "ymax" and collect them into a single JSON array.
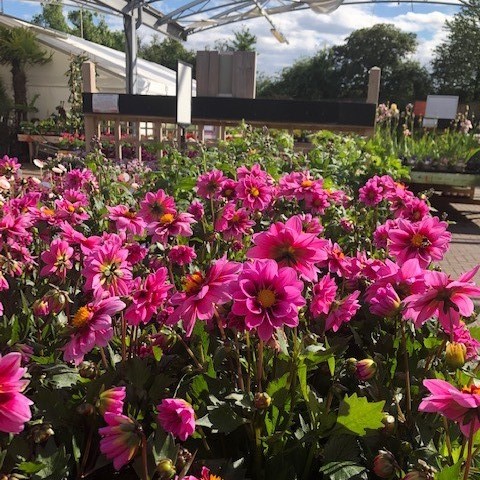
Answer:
[{"xmin": 2, "ymin": 0, "xmax": 462, "ymax": 75}]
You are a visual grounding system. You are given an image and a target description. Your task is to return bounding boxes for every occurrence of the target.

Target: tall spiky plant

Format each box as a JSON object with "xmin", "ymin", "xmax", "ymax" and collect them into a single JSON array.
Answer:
[{"xmin": 0, "ymin": 26, "xmax": 51, "ymax": 125}]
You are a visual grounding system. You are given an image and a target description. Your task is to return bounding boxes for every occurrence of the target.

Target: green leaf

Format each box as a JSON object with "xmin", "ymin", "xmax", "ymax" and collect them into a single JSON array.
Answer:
[
  {"xmin": 319, "ymin": 461, "xmax": 367, "ymax": 480},
  {"xmin": 297, "ymin": 360, "xmax": 309, "ymax": 401},
  {"xmin": 435, "ymin": 461, "xmax": 462, "ymax": 480},
  {"xmin": 18, "ymin": 461, "xmax": 45, "ymax": 474},
  {"xmin": 196, "ymin": 403, "xmax": 246, "ymax": 434},
  {"xmin": 336, "ymin": 393, "xmax": 385, "ymax": 436},
  {"xmin": 266, "ymin": 373, "xmax": 290, "ymax": 408}
]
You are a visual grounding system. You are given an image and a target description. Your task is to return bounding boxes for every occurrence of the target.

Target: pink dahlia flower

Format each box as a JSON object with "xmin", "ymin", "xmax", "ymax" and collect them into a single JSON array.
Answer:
[
  {"xmin": 107, "ymin": 205, "xmax": 146, "ymax": 236},
  {"xmin": 148, "ymin": 212, "xmax": 195, "ymax": 245},
  {"xmin": 369, "ymin": 283, "xmax": 401, "ymax": 317},
  {"xmin": 237, "ymin": 164, "xmax": 274, "ymax": 184},
  {"xmin": 0, "ymin": 352, "xmax": 33, "ymax": 433},
  {"xmin": 139, "ymin": 189, "xmax": 176, "ymax": 224},
  {"xmin": 403, "ymin": 265, "xmax": 480, "ymax": 329},
  {"xmin": 64, "ymin": 168, "xmax": 98, "ymax": 192},
  {"xmin": 319, "ymin": 241, "xmax": 350, "ymax": 277},
  {"xmin": 311, "ymin": 274, "xmax": 337, "ymax": 316},
  {"xmin": 235, "ymin": 175, "xmax": 273, "ymax": 211},
  {"xmin": 63, "ymin": 295, "xmax": 126, "ymax": 365},
  {"xmin": 83, "ymin": 242, "xmax": 132, "ymax": 296},
  {"xmin": 359, "ymin": 176, "xmax": 385, "ymax": 206},
  {"xmin": 124, "ymin": 268, "xmax": 172, "ymax": 326},
  {"xmin": 294, "ymin": 213, "xmax": 324, "ymax": 235},
  {"xmin": 395, "ymin": 196, "xmax": 430, "ymax": 222},
  {"xmin": 449, "ymin": 322, "xmax": 480, "ymax": 360},
  {"xmin": 187, "ymin": 200, "xmax": 204, "ymax": 221},
  {"xmin": 305, "ymin": 190, "xmax": 330, "ymax": 215},
  {"xmin": 232, "ymin": 259, "xmax": 305, "ymax": 341},
  {"xmin": 168, "ymin": 245, "xmax": 197, "ymax": 266},
  {"xmin": 387, "ymin": 217, "xmax": 451, "ymax": 267},
  {"xmin": 324, "ymin": 290, "xmax": 361, "ymax": 332},
  {"xmin": 247, "ymin": 216, "xmax": 328, "ymax": 282},
  {"xmin": 419, "ymin": 379, "xmax": 480, "ymax": 436},
  {"xmin": 40, "ymin": 238, "xmax": 74, "ymax": 281},
  {"xmin": 196, "ymin": 169, "xmax": 227, "ymax": 200},
  {"xmin": 98, "ymin": 386, "xmax": 126, "ymax": 415},
  {"xmin": 168, "ymin": 257, "xmax": 241, "ymax": 336},
  {"xmin": 99, "ymin": 413, "xmax": 141, "ymax": 470},
  {"xmin": 214, "ymin": 203, "xmax": 255, "ymax": 241},
  {"xmin": 0, "ymin": 155, "xmax": 20, "ymax": 176},
  {"xmin": 157, "ymin": 398, "xmax": 196, "ymax": 441}
]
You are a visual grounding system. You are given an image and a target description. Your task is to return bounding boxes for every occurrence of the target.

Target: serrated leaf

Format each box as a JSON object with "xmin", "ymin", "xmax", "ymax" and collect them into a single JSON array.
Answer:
[
  {"xmin": 336, "ymin": 393, "xmax": 385, "ymax": 436},
  {"xmin": 435, "ymin": 460, "xmax": 462, "ymax": 480},
  {"xmin": 319, "ymin": 461, "xmax": 367, "ymax": 480}
]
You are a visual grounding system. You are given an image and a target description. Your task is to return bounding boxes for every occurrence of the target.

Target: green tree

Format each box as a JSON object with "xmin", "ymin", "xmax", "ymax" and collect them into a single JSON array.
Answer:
[
  {"xmin": 32, "ymin": 0, "xmax": 71, "ymax": 33},
  {"xmin": 0, "ymin": 27, "xmax": 51, "ymax": 124},
  {"xmin": 214, "ymin": 27, "xmax": 257, "ymax": 52},
  {"xmin": 139, "ymin": 36, "xmax": 196, "ymax": 72},
  {"xmin": 432, "ymin": 2, "xmax": 480, "ymax": 101},
  {"xmin": 257, "ymin": 49, "xmax": 341, "ymax": 99},
  {"xmin": 334, "ymin": 24, "xmax": 418, "ymax": 101}
]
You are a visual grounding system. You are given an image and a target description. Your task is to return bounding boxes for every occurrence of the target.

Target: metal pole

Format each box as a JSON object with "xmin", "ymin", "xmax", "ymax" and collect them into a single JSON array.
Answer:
[{"xmin": 123, "ymin": 4, "xmax": 138, "ymax": 94}]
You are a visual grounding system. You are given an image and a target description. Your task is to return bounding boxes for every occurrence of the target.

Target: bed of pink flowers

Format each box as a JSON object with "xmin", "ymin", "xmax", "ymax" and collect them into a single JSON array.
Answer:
[{"xmin": 0, "ymin": 148, "xmax": 480, "ymax": 480}]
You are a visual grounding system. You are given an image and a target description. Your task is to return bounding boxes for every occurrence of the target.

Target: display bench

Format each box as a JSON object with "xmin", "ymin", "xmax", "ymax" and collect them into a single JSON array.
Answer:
[
  {"xmin": 409, "ymin": 171, "xmax": 480, "ymax": 199},
  {"xmin": 17, "ymin": 134, "xmax": 63, "ymax": 162}
]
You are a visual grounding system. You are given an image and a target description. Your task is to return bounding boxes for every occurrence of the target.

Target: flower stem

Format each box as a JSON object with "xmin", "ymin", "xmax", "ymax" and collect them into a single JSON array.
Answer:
[
  {"xmin": 401, "ymin": 323, "xmax": 412, "ymax": 420},
  {"xmin": 463, "ymin": 421, "xmax": 475, "ymax": 480},
  {"xmin": 256, "ymin": 339, "xmax": 264, "ymax": 393},
  {"xmin": 140, "ymin": 432, "xmax": 150, "ymax": 480},
  {"xmin": 177, "ymin": 334, "xmax": 203, "ymax": 371},
  {"xmin": 443, "ymin": 416, "xmax": 453, "ymax": 464}
]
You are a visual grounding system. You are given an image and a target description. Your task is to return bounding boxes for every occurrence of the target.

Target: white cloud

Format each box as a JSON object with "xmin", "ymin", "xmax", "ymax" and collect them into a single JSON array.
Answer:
[{"xmin": 182, "ymin": 4, "xmax": 455, "ymax": 75}]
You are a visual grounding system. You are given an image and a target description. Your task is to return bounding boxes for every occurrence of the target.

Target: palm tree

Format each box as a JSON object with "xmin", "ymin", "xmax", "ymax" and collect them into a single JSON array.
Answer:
[{"xmin": 0, "ymin": 26, "xmax": 51, "ymax": 125}]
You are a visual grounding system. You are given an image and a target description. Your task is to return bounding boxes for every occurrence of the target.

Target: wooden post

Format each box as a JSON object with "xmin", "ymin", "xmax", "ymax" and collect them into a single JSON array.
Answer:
[
  {"xmin": 367, "ymin": 67, "xmax": 381, "ymax": 105},
  {"xmin": 114, "ymin": 120, "xmax": 122, "ymax": 159},
  {"xmin": 197, "ymin": 123, "xmax": 205, "ymax": 142},
  {"xmin": 134, "ymin": 122, "xmax": 142, "ymax": 160},
  {"xmin": 82, "ymin": 62, "xmax": 97, "ymax": 154}
]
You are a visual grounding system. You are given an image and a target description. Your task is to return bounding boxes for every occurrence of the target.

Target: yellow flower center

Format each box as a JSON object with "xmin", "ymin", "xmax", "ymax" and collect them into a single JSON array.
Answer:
[
  {"xmin": 72, "ymin": 306, "xmax": 93, "ymax": 329},
  {"xmin": 224, "ymin": 189, "xmax": 233, "ymax": 197},
  {"xmin": 257, "ymin": 289, "xmax": 276, "ymax": 308},
  {"xmin": 67, "ymin": 205, "xmax": 76, "ymax": 213},
  {"xmin": 250, "ymin": 187, "xmax": 260, "ymax": 197},
  {"xmin": 462, "ymin": 385, "xmax": 480, "ymax": 395},
  {"xmin": 124, "ymin": 210, "xmax": 137, "ymax": 219},
  {"xmin": 301, "ymin": 180, "xmax": 313, "ymax": 188},
  {"xmin": 183, "ymin": 272, "xmax": 204, "ymax": 295},
  {"xmin": 42, "ymin": 207, "xmax": 55, "ymax": 216},
  {"xmin": 411, "ymin": 233, "xmax": 430, "ymax": 248},
  {"xmin": 232, "ymin": 214, "xmax": 240, "ymax": 223},
  {"xmin": 160, "ymin": 213, "xmax": 175, "ymax": 224},
  {"xmin": 276, "ymin": 245, "xmax": 297, "ymax": 264}
]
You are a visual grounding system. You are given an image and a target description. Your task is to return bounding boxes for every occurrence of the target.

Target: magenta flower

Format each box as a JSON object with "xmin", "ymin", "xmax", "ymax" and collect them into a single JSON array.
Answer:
[
  {"xmin": 373, "ymin": 220, "xmax": 397, "ymax": 249},
  {"xmin": 278, "ymin": 171, "xmax": 322, "ymax": 200},
  {"xmin": 449, "ymin": 322, "xmax": 480, "ymax": 360},
  {"xmin": 138, "ymin": 189, "xmax": 176, "ymax": 224},
  {"xmin": 157, "ymin": 398, "xmax": 196, "ymax": 441},
  {"xmin": 305, "ymin": 190, "xmax": 330, "ymax": 215},
  {"xmin": 319, "ymin": 241, "xmax": 350, "ymax": 277},
  {"xmin": 83, "ymin": 241, "xmax": 132, "ymax": 296},
  {"xmin": 64, "ymin": 168, "xmax": 98, "ymax": 192},
  {"xmin": 107, "ymin": 205, "xmax": 146, "ymax": 236},
  {"xmin": 148, "ymin": 212, "xmax": 195, "ymax": 245},
  {"xmin": 99, "ymin": 413, "xmax": 142, "ymax": 470},
  {"xmin": 0, "ymin": 352, "xmax": 33, "ymax": 433},
  {"xmin": 359, "ymin": 177, "xmax": 384, "ymax": 206},
  {"xmin": 232, "ymin": 259, "xmax": 305, "ymax": 341},
  {"xmin": 247, "ymin": 216, "xmax": 328, "ymax": 282},
  {"xmin": 187, "ymin": 200, "xmax": 204, "ymax": 221},
  {"xmin": 214, "ymin": 203, "xmax": 255, "ymax": 241},
  {"xmin": 324, "ymin": 290, "xmax": 361, "ymax": 332},
  {"xmin": 168, "ymin": 257, "xmax": 241, "ymax": 336},
  {"xmin": 168, "ymin": 245, "xmax": 197, "ymax": 266},
  {"xmin": 40, "ymin": 238, "xmax": 74, "ymax": 281},
  {"xmin": 311, "ymin": 274, "xmax": 337, "ymax": 316},
  {"xmin": 403, "ymin": 266, "xmax": 480, "ymax": 329},
  {"xmin": 395, "ymin": 196, "xmax": 430, "ymax": 222},
  {"xmin": 0, "ymin": 155, "xmax": 20, "ymax": 176},
  {"xmin": 369, "ymin": 284, "xmax": 401, "ymax": 317},
  {"xmin": 294, "ymin": 213, "xmax": 324, "ymax": 235},
  {"xmin": 196, "ymin": 169, "xmax": 227, "ymax": 200},
  {"xmin": 235, "ymin": 175, "xmax": 273, "ymax": 211},
  {"xmin": 63, "ymin": 295, "xmax": 126, "ymax": 365},
  {"xmin": 124, "ymin": 268, "xmax": 172, "ymax": 326},
  {"xmin": 388, "ymin": 217, "xmax": 451, "ymax": 267},
  {"xmin": 419, "ymin": 379, "xmax": 480, "ymax": 436},
  {"xmin": 98, "ymin": 386, "xmax": 126, "ymax": 415}
]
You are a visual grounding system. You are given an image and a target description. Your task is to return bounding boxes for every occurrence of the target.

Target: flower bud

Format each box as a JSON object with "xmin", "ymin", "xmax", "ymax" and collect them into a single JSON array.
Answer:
[
  {"xmin": 445, "ymin": 342, "xmax": 466, "ymax": 369},
  {"xmin": 254, "ymin": 392, "xmax": 272, "ymax": 410},
  {"xmin": 33, "ymin": 298, "xmax": 50, "ymax": 317},
  {"xmin": 30, "ymin": 423, "xmax": 54, "ymax": 443},
  {"xmin": 156, "ymin": 459, "xmax": 176, "ymax": 479},
  {"xmin": 175, "ymin": 447, "xmax": 193, "ymax": 472},
  {"xmin": 78, "ymin": 361, "xmax": 97, "ymax": 379},
  {"xmin": 373, "ymin": 450, "xmax": 397, "ymax": 478},
  {"xmin": 355, "ymin": 359, "xmax": 377, "ymax": 381},
  {"xmin": 381, "ymin": 413, "xmax": 396, "ymax": 436},
  {"xmin": 45, "ymin": 289, "xmax": 68, "ymax": 314},
  {"xmin": 76, "ymin": 403, "xmax": 95, "ymax": 416},
  {"xmin": 345, "ymin": 357, "xmax": 358, "ymax": 373}
]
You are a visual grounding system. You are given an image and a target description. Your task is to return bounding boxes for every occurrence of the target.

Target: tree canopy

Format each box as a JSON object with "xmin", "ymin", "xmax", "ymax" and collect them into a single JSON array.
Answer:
[
  {"xmin": 139, "ymin": 37, "xmax": 196, "ymax": 73},
  {"xmin": 432, "ymin": 1, "xmax": 480, "ymax": 101}
]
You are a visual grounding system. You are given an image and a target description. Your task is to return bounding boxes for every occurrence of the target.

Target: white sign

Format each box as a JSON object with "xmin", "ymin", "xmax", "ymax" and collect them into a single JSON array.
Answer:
[
  {"xmin": 177, "ymin": 61, "xmax": 192, "ymax": 126},
  {"xmin": 425, "ymin": 95, "xmax": 459, "ymax": 120},
  {"xmin": 422, "ymin": 118, "xmax": 438, "ymax": 128},
  {"xmin": 92, "ymin": 94, "xmax": 119, "ymax": 113}
]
